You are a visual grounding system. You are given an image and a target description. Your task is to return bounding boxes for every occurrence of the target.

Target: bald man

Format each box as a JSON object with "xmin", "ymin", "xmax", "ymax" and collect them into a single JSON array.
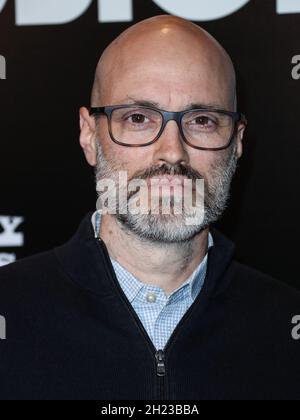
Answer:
[{"xmin": 0, "ymin": 15, "xmax": 300, "ymax": 401}]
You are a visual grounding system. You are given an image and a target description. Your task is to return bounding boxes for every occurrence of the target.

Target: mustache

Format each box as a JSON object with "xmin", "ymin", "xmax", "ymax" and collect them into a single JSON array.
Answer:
[{"xmin": 130, "ymin": 163, "xmax": 204, "ymax": 182}]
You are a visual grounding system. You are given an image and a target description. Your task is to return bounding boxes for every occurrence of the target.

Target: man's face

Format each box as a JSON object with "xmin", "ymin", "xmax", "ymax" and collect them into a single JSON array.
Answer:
[{"xmin": 92, "ymin": 29, "xmax": 244, "ymax": 243}]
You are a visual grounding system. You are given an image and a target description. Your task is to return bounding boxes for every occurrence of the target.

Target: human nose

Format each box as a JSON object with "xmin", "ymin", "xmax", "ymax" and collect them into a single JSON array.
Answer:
[{"xmin": 152, "ymin": 120, "xmax": 189, "ymax": 166}]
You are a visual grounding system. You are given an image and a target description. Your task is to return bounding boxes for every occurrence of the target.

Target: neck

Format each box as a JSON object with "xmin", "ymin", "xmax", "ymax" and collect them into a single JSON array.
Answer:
[{"xmin": 99, "ymin": 214, "xmax": 209, "ymax": 295}]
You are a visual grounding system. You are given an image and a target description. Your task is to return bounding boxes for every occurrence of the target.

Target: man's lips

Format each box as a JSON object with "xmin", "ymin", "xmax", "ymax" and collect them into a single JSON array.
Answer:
[{"xmin": 147, "ymin": 175, "xmax": 188, "ymax": 187}]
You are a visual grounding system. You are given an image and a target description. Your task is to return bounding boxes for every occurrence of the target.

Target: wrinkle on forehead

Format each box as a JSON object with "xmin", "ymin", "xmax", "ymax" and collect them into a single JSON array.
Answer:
[{"xmin": 91, "ymin": 15, "xmax": 236, "ymax": 110}]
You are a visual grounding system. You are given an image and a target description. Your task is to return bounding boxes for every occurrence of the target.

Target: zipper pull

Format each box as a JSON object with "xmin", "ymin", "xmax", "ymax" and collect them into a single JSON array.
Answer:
[{"xmin": 155, "ymin": 350, "xmax": 166, "ymax": 377}]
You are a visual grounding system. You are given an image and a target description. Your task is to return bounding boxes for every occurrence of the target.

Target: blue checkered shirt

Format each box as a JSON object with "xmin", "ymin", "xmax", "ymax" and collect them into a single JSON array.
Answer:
[{"xmin": 92, "ymin": 211, "xmax": 214, "ymax": 350}]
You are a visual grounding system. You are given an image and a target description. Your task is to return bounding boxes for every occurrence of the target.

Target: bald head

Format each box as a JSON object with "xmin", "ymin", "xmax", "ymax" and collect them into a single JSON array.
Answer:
[{"xmin": 91, "ymin": 15, "xmax": 237, "ymax": 111}]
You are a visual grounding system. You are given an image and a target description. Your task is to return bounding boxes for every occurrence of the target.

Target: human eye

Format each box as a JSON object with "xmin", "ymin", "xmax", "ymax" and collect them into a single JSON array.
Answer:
[
  {"xmin": 116, "ymin": 108, "xmax": 162, "ymax": 133},
  {"xmin": 123, "ymin": 110, "xmax": 151, "ymax": 125},
  {"xmin": 187, "ymin": 112, "xmax": 218, "ymax": 131}
]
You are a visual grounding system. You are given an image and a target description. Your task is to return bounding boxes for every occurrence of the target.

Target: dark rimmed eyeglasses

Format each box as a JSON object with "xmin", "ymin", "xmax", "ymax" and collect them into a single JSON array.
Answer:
[{"xmin": 89, "ymin": 105, "xmax": 247, "ymax": 151}]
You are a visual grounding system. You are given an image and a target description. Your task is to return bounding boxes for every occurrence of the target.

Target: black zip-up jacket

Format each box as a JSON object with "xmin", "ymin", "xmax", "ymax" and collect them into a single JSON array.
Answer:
[{"xmin": 0, "ymin": 212, "xmax": 300, "ymax": 400}]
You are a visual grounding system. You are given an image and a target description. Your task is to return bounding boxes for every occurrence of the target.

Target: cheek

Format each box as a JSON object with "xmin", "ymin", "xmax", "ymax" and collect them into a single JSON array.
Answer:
[
  {"xmin": 124, "ymin": 150, "xmax": 154, "ymax": 179},
  {"xmin": 189, "ymin": 151, "xmax": 227, "ymax": 187},
  {"xmin": 189, "ymin": 151, "xmax": 213, "ymax": 174},
  {"xmin": 105, "ymin": 142, "xmax": 150, "ymax": 177}
]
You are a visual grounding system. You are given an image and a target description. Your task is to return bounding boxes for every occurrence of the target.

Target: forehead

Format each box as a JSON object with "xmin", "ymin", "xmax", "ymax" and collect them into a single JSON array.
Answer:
[
  {"xmin": 99, "ymin": 30, "xmax": 234, "ymax": 110},
  {"xmin": 103, "ymin": 64, "xmax": 231, "ymax": 111}
]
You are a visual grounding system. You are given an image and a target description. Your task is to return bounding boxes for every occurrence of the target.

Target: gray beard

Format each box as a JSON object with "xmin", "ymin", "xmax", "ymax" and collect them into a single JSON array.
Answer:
[{"xmin": 95, "ymin": 138, "xmax": 238, "ymax": 244}]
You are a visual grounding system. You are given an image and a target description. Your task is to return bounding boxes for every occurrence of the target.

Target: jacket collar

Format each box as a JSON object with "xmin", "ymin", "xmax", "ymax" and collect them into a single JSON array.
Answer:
[{"xmin": 54, "ymin": 212, "xmax": 236, "ymax": 299}]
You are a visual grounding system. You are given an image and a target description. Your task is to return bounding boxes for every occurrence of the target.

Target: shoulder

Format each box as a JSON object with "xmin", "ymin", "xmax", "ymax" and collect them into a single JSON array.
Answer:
[
  {"xmin": 0, "ymin": 250, "xmax": 65, "ymax": 303},
  {"xmin": 0, "ymin": 249, "xmax": 59, "ymax": 279},
  {"xmin": 226, "ymin": 259, "xmax": 300, "ymax": 312}
]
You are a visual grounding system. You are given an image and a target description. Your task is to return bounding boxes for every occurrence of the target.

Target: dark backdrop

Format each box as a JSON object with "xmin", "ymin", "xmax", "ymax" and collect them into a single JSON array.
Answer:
[{"xmin": 0, "ymin": 0, "xmax": 300, "ymax": 289}]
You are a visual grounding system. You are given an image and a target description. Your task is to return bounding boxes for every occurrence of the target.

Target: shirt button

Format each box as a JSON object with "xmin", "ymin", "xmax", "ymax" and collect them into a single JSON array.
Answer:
[{"xmin": 146, "ymin": 292, "xmax": 157, "ymax": 303}]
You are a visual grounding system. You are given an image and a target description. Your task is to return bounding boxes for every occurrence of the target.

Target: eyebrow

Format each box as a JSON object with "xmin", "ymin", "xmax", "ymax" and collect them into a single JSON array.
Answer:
[{"xmin": 123, "ymin": 96, "xmax": 225, "ymax": 111}]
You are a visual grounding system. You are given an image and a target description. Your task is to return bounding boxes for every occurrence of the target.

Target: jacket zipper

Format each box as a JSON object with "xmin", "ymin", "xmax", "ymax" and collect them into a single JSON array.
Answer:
[
  {"xmin": 155, "ymin": 350, "xmax": 166, "ymax": 377},
  {"xmin": 96, "ymin": 237, "xmax": 207, "ymax": 399},
  {"xmin": 155, "ymin": 350, "xmax": 166, "ymax": 399},
  {"xmin": 97, "ymin": 237, "xmax": 168, "ymax": 399}
]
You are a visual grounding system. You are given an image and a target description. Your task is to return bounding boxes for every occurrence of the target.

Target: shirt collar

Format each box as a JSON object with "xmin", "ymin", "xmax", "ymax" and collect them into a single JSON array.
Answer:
[{"xmin": 91, "ymin": 210, "xmax": 214, "ymax": 303}]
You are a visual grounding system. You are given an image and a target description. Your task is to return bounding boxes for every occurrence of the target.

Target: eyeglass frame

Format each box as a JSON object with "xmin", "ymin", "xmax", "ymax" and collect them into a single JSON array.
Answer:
[{"xmin": 89, "ymin": 104, "xmax": 247, "ymax": 151}]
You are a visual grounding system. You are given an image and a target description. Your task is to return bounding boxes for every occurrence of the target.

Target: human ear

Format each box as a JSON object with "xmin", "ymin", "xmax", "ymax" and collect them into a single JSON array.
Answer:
[{"xmin": 79, "ymin": 106, "xmax": 97, "ymax": 166}]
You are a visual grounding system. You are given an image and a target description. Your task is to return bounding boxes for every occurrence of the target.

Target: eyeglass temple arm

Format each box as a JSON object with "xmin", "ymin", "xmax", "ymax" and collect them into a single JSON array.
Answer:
[
  {"xmin": 239, "ymin": 113, "xmax": 247, "ymax": 125},
  {"xmin": 89, "ymin": 107, "xmax": 105, "ymax": 116}
]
